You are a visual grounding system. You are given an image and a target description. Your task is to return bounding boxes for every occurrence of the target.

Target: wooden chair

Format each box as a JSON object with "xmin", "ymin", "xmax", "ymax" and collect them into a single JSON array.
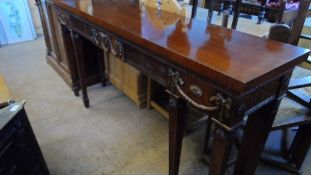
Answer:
[
  {"xmin": 260, "ymin": 22, "xmax": 311, "ymax": 174},
  {"xmin": 189, "ymin": 0, "xmax": 242, "ymax": 28}
]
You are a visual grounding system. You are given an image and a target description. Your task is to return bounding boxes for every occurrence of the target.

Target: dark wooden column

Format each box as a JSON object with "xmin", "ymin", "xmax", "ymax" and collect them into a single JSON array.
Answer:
[
  {"xmin": 231, "ymin": 0, "xmax": 242, "ymax": 29},
  {"xmin": 208, "ymin": 127, "xmax": 235, "ymax": 175},
  {"xmin": 233, "ymin": 99, "xmax": 281, "ymax": 175},
  {"xmin": 169, "ymin": 94, "xmax": 186, "ymax": 175},
  {"xmin": 70, "ymin": 32, "xmax": 89, "ymax": 108},
  {"xmin": 35, "ymin": 0, "xmax": 51, "ymax": 55},
  {"xmin": 60, "ymin": 25, "xmax": 80, "ymax": 96}
]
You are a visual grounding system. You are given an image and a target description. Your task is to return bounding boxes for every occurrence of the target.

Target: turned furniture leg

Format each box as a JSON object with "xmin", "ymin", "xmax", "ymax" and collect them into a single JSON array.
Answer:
[
  {"xmin": 70, "ymin": 32, "xmax": 90, "ymax": 108},
  {"xmin": 169, "ymin": 95, "xmax": 186, "ymax": 175},
  {"xmin": 60, "ymin": 25, "xmax": 80, "ymax": 96},
  {"xmin": 97, "ymin": 50, "xmax": 107, "ymax": 87},
  {"xmin": 207, "ymin": 0, "xmax": 215, "ymax": 24},
  {"xmin": 233, "ymin": 100, "xmax": 280, "ymax": 175},
  {"xmin": 231, "ymin": 0, "xmax": 241, "ymax": 29},
  {"xmin": 288, "ymin": 124, "xmax": 311, "ymax": 170},
  {"xmin": 191, "ymin": 0, "xmax": 199, "ymax": 18}
]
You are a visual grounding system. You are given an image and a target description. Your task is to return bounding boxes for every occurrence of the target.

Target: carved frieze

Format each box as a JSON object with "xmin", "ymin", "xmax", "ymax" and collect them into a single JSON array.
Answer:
[{"xmin": 89, "ymin": 26, "xmax": 123, "ymax": 58}]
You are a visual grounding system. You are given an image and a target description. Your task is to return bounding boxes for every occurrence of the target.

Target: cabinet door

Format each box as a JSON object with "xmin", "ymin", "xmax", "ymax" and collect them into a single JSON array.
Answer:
[{"xmin": 45, "ymin": 1, "xmax": 70, "ymax": 72}]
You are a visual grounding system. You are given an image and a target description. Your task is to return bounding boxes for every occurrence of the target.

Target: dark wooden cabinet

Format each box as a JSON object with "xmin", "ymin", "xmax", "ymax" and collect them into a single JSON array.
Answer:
[
  {"xmin": 35, "ymin": 0, "xmax": 102, "ymax": 92},
  {"xmin": 36, "ymin": 0, "xmax": 73, "ymax": 87},
  {"xmin": 0, "ymin": 101, "xmax": 50, "ymax": 175}
]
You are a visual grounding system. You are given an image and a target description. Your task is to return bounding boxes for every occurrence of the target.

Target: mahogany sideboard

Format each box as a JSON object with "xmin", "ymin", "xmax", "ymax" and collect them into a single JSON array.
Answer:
[{"xmin": 46, "ymin": 0, "xmax": 309, "ymax": 175}]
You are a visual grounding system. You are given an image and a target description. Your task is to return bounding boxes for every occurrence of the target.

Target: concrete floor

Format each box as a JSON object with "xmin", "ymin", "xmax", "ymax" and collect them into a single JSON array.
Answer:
[{"xmin": 0, "ymin": 15, "xmax": 311, "ymax": 175}]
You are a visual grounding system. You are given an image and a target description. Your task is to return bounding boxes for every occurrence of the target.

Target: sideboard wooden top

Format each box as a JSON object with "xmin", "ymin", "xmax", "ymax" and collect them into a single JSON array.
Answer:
[{"xmin": 52, "ymin": 0, "xmax": 310, "ymax": 93}]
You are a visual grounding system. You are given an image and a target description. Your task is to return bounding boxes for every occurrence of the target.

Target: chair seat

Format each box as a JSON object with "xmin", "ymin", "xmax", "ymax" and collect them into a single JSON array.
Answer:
[{"xmin": 273, "ymin": 97, "xmax": 311, "ymax": 130}]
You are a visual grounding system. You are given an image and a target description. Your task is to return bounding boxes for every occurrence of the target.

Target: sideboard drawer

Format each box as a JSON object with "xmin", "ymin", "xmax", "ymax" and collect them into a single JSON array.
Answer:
[{"xmin": 124, "ymin": 44, "xmax": 169, "ymax": 87}]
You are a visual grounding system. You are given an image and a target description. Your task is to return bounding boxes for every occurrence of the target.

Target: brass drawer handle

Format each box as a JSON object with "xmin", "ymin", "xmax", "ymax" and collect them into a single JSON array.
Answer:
[
  {"xmin": 169, "ymin": 69, "xmax": 219, "ymax": 112},
  {"xmin": 189, "ymin": 85, "xmax": 203, "ymax": 97}
]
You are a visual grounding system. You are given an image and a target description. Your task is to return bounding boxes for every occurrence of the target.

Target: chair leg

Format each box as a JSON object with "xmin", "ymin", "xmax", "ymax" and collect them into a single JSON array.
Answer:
[
  {"xmin": 281, "ymin": 128, "xmax": 291, "ymax": 159},
  {"xmin": 261, "ymin": 124, "xmax": 311, "ymax": 174},
  {"xmin": 218, "ymin": 1, "xmax": 224, "ymax": 15},
  {"xmin": 257, "ymin": 8, "xmax": 265, "ymax": 24},
  {"xmin": 288, "ymin": 124, "xmax": 311, "ymax": 170}
]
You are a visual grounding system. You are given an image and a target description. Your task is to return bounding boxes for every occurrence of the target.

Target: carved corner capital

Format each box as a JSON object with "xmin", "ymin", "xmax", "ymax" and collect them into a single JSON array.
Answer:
[
  {"xmin": 89, "ymin": 27, "xmax": 123, "ymax": 58},
  {"xmin": 56, "ymin": 11, "xmax": 72, "ymax": 31},
  {"xmin": 210, "ymin": 93, "xmax": 232, "ymax": 122}
]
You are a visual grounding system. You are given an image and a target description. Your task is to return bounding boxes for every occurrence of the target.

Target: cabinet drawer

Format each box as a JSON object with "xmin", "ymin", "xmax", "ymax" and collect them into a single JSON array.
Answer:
[
  {"xmin": 177, "ymin": 72, "xmax": 218, "ymax": 108},
  {"xmin": 124, "ymin": 45, "xmax": 169, "ymax": 87}
]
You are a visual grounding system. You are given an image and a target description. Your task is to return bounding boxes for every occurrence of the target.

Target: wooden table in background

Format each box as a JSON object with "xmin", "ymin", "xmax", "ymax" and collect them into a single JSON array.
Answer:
[{"xmin": 49, "ymin": 0, "xmax": 310, "ymax": 175}]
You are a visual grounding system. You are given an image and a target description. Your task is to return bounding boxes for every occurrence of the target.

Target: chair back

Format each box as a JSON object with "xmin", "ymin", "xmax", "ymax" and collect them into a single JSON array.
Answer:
[
  {"xmin": 279, "ymin": 0, "xmax": 311, "ymax": 45},
  {"xmin": 268, "ymin": 24, "xmax": 291, "ymax": 43}
]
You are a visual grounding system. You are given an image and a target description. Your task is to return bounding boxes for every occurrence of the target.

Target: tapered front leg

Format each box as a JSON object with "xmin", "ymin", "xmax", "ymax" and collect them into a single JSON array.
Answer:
[
  {"xmin": 169, "ymin": 95, "xmax": 186, "ymax": 175},
  {"xmin": 208, "ymin": 126, "xmax": 235, "ymax": 175},
  {"xmin": 70, "ymin": 32, "xmax": 89, "ymax": 108},
  {"xmin": 233, "ymin": 100, "xmax": 281, "ymax": 175}
]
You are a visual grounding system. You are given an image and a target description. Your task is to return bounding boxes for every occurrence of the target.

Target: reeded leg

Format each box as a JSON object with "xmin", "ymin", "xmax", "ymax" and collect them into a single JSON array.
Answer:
[
  {"xmin": 208, "ymin": 126, "xmax": 234, "ymax": 175},
  {"xmin": 70, "ymin": 32, "xmax": 89, "ymax": 108},
  {"xmin": 233, "ymin": 100, "xmax": 280, "ymax": 175},
  {"xmin": 169, "ymin": 95, "xmax": 186, "ymax": 175}
]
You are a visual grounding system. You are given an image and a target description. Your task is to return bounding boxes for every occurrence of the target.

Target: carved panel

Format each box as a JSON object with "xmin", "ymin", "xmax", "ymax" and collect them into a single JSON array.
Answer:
[{"xmin": 124, "ymin": 44, "xmax": 168, "ymax": 86}]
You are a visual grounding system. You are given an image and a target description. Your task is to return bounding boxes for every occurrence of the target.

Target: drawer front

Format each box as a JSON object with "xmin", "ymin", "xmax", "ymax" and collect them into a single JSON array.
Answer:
[{"xmin": 178, "ymin": 73, "xmax": 218, "ymax": 107}]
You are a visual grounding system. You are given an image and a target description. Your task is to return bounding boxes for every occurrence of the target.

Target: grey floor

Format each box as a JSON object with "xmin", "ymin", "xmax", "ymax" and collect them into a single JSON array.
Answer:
[{"xmin": 0, "ymin": 37, "xmax": 311, "ymax": 174}]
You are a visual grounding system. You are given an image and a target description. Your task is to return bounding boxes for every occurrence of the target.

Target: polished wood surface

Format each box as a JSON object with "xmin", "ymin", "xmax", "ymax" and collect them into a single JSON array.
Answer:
[{"xmin": 52, "ymin": 0, "xmax": 309, "ymax": 93}]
